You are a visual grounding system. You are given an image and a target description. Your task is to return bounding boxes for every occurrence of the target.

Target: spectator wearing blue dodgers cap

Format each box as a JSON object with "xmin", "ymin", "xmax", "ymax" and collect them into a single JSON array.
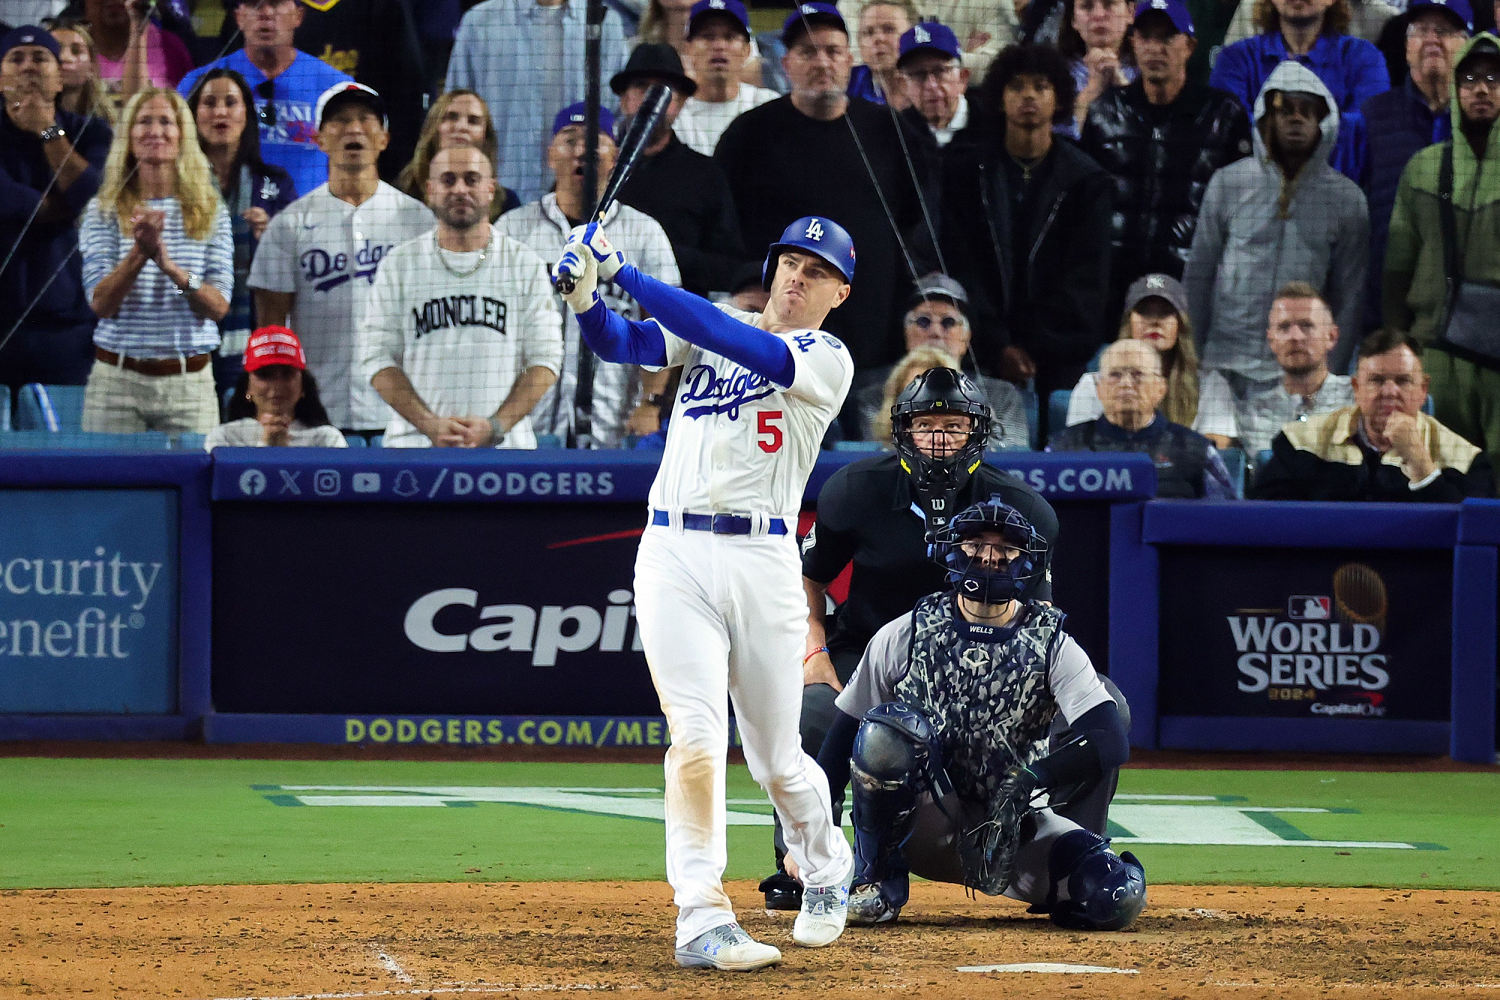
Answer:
[
  {"xmin": 496, "ymin": 100, "xmax": 680, "ymax": 447},
  {"xmin": 1079, "ymin": 0, "xmax": 1251, "ymax": 322},
  {"xmin": 1359, "ymin": 0, "xmax": 1471, "ymax": 324},
  {"xmin": 674, "ymin": 0, "xmax": 779, "ymax": 156},
  {"xmin": 847, "ymin": 0, "xmax": 915, "ymax": 108},
  {"xmin": 893, "ymin": 20, "xmax": 982, "ymax": 189},
  {"xmin": 896, "ymin": 21, "xmax": 973, "ymax": 144},
  {"xmin": 0, "ymin": 24, "xmax": 114, "ymax": 391},
  {"xmin": 839, "ymin": 0, "xmax": 1021, "ymax": 77}
]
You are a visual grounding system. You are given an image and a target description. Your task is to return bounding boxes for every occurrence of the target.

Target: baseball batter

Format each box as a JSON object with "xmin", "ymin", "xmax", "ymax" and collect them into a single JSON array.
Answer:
[
  {"xmin": 819, "ymin": 498, "xmax": 1146, "ymax": 930},
  {"xmin": 553, "ymin": 216, "xmax": 858, "ymax": 971}
]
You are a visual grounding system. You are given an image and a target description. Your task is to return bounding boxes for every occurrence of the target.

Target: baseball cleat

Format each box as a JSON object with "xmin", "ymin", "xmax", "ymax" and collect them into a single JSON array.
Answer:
[
  {"xmin": 792, "ymin": 877, "xmax": 850, "ymax": 947},
  {"xmin": 674, "ymin": 922, "xmax": 782, "ymax": 971},
  {"xmin": 758, "ymin": 870, "xmax": 802, "ymax": 913},
  {"xmin": 847, "ymin": 883, "xmax": 901, "ymax": 925}
]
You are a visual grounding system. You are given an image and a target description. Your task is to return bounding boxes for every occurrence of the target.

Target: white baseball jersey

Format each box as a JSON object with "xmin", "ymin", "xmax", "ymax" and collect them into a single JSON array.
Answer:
[
  {"xmin": 496, "ymin": 195, "xmax": 680, "ymax": 447},
  {"xmin": 359, "ymin": 227, "xmax": 565, "ymax": 449},
  {"xmin": 674, "ymin": 83, "xmax": 780, "ymax": 157},
  {"xmin": 250, "ymin": 182, "xmax": 436, "ymax": 430},
  {"xmin": 647, "ymin": 302, "xmax": 853, "ymax": 518},
  {"xmin": 631, "ymin": 299, "xmax": 856, "ymax": 946}
]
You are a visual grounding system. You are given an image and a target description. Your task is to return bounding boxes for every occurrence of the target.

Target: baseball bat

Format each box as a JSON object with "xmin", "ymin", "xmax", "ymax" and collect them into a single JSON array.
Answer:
[{"xmin": 555, "ymin": 83, "xmax": 674, "ymax": 295}]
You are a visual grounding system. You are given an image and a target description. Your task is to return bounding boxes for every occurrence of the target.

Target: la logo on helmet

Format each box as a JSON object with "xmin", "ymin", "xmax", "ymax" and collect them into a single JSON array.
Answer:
[
  {"xmin": 915, "ymin": 25, "xmax": 931, "ymax": 42},
  {"xmin": 804, "ymin": 219, "xmax": 825, "ymax": 241}
]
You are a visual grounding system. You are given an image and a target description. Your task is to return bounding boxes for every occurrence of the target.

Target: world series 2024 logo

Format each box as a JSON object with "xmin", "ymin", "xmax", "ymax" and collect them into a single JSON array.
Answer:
[{"xmin": 1226, "ymin": 562, "xmax": 1391, "ymax": 716}]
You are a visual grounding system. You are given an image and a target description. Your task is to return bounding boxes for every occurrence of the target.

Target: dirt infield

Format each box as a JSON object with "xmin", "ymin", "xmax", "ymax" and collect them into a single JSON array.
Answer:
[{"xmin": 7, "ymin": 881, "xmax": 1499, "ymax": 1000}]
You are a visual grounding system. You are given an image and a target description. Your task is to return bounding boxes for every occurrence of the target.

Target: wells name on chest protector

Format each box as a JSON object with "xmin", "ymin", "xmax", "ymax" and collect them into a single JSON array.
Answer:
[{"xmin": 894, "ymin": 596, "xmax": 1066, "ymax": 806}]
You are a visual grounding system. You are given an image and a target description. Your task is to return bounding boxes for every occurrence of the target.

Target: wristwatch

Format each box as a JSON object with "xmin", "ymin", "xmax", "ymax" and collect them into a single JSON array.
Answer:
[
  {"xmin": 39, "ymin": 123, "xmax": 67, "ymax": 143},
  {"xmin": 177, "ymin": 272, "xmax": 202, "ymax": 295},
  {"xmin": 488, "ymin": 416, "xmax": 507, "ymax": 445}
]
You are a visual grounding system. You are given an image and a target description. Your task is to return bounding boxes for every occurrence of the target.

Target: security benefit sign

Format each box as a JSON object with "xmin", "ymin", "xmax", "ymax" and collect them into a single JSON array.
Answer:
[
  {"xmin": 0, "ymin": 490, "xmax": 178, "ymax": 713},
  {"xmin": 212, "ymin": 503, "xmax": 656, "ymax": 715},
  {"xmin": 1158, "ymin": 547, "xmax": 1451, "ymax": 721}
]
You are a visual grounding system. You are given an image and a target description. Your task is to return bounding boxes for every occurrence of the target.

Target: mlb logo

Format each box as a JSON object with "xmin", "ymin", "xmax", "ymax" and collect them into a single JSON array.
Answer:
[{"xmin": 1289, "ymin": 596, "xmax": 1331, "ymax": 620}]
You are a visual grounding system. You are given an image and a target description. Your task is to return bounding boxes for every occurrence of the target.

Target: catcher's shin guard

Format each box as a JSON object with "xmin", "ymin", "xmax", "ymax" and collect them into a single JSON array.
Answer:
[
  {"xmin": 1044, "ymin": 829, "xmax": 1147, "ymax": 931},
  {"xmin": 848, "ymin": 704, "xmax": 941, "ymax": 900}
]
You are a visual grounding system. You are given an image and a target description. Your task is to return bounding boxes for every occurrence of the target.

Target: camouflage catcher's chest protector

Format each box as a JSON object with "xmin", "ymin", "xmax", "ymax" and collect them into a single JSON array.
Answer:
[{"xmin": 893, "ymin": 595, "xmax": 1067, "ymax": 892}]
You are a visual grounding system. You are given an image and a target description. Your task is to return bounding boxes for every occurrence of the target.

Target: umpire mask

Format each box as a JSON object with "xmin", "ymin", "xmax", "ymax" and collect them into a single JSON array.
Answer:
[
  {"xmin": 891, "ymin": 368, "xmax": 992, "ymax": 533},
  {"xmin": 930, "ymin": 498, "xmax": 1047, "ymax": 606}
]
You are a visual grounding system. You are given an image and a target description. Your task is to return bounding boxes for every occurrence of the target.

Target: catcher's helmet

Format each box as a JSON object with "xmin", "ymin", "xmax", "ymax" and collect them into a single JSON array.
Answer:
[
  {"xmin": 891, "ymin": 367, "xmax": 992, "ymax": 492},
  {"xmin": 929, "ymin": 496, "xmax": 1047, "ymax": 605},
  {"xmin": 762, "ymin": 216, "xmax": 856, "ymax": 290}
]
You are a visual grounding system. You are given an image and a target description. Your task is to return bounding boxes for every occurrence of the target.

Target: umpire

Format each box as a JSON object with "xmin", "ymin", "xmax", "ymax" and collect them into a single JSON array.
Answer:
[{"xmin": 761, "ymin": 365, "xmax": 1064, "ymax": 910}]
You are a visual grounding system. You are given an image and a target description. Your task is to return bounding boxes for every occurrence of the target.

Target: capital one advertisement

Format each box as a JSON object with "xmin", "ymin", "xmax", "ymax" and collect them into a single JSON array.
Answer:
[
  {"xmin": 1157, "ymin": 547, "xmax": 1452, "ymax": 721},
  {"xmin": 0, "ymin": 490, "xmax": 178, "ymax": 713},
  {"xmin": 212, "ymin": 504, "xmax": 660, "ymax": 715}
]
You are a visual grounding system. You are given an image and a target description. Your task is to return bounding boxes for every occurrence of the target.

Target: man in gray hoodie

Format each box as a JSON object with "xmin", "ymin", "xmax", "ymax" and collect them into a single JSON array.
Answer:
[{"xmin": 1184, "ymin": 61, "xmax": 1370, "ymax": 383}]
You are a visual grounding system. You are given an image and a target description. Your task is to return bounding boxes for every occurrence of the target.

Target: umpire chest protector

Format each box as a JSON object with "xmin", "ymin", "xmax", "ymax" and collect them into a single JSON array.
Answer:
[{"xmin": 894, "ymin": 594, "xmax": 1065, "ymax": 805}]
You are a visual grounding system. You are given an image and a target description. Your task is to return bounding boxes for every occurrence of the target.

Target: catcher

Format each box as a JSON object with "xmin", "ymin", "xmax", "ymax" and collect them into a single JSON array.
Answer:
[{"xmin": 815, "ymin": 497, "xmax": 1146, "ymax": 930}]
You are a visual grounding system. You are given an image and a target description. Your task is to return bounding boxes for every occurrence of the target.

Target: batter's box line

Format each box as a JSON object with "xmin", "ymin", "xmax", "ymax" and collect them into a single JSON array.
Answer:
[{"xmin": 209, "ymin": 984, "xmax": 648, "ymax": 1000}]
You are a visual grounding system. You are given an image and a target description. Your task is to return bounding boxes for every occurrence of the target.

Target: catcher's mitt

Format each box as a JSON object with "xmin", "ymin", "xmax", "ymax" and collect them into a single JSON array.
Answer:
[{"xmin": 959, "ymin": 764, "xmax": 1040, "ymax": 895}]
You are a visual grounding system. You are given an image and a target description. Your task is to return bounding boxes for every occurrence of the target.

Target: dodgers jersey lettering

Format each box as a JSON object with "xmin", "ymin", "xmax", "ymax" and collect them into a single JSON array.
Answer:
[{"xmin": 647, "ymin": 302, "xmax": 853, "ymax": 517}]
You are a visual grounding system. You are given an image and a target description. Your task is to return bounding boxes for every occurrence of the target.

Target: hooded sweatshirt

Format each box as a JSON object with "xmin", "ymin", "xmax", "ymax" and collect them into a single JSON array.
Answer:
[
  {"xmin": 1383, "ymin": 33, "xmax": 1500, "ymax": 347},
  {"xmin": 1185, "ymin": 61, "xmax": 1370, "ymax": 380}
]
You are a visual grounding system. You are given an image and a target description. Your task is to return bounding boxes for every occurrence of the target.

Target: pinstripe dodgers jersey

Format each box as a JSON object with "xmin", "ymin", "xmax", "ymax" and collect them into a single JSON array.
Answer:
[{"xmin": 645, "ymin": 302, "xmax": 853, "ymax": 519}]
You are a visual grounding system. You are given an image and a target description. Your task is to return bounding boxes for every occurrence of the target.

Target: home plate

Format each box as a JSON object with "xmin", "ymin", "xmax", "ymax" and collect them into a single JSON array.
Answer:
[{"xmin": 958, "ymin": 963, "xmax": 1139, "ymax": 975}]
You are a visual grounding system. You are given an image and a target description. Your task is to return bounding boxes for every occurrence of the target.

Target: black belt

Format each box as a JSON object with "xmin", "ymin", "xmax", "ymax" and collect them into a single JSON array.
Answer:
[{"xmin": 651, "ymin": 509, "xmax": 788, "ymax": 536}]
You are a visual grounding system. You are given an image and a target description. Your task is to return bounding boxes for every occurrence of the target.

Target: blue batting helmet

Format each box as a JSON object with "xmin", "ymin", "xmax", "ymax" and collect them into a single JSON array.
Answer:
[
  {"xmin": 929, "ymin": 497, "xmax": 1048, "ymax": 605},
  {"xmin": 762, "ymin": 216, "xmax": 856, "ymax": 290}
]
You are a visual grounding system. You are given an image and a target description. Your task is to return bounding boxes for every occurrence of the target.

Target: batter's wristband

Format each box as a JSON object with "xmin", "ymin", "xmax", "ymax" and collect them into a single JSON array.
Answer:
[{"xmin": 802, "ymin": 646, "xmax": 830, "ymax": 665}]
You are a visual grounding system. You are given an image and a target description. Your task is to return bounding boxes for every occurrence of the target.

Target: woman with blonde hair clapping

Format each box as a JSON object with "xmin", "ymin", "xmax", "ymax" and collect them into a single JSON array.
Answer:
[{"xmin": 80, "ymin": 86, "xmax": 232, "ymax": 434}]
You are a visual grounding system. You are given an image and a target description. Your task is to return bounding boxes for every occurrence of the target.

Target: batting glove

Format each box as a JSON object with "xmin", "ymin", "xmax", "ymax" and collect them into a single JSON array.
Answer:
[
  {"xmin": 567, "ymin": 222, "xmax": 627, "ymax": 281},
  {"xmin": 553, "ymin": 238, "xmax": 600, "ymax": 314}
]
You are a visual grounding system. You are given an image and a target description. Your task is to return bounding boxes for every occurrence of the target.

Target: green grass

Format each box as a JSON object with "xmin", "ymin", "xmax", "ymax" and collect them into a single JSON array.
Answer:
[{"xmin": 1, "ymin": 758, "xmax": 1495, "ymax": 891}]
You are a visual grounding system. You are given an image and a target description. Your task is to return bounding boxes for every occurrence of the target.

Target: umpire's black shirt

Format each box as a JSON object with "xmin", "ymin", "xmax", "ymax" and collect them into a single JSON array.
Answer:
[{"xmin": 801, "ymin": 454, "xmax": 1059, "ymax": 667}]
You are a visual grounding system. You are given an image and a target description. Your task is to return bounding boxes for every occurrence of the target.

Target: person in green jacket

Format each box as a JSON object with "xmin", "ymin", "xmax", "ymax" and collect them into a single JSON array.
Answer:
[{"xmin": 1384, "ymin": 32, "xmax": 1500, "ymax": 477}]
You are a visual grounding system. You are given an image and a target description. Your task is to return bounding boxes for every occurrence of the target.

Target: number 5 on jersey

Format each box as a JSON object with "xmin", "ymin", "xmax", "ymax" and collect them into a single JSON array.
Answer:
[{"xmin": 758, "ymin": 410, "xmax": 784, "ymax": 453}]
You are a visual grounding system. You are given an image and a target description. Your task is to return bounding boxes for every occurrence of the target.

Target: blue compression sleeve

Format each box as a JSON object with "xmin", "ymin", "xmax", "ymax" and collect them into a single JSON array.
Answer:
[
  {"xmin": 613, "ymin": 264, "xmax": 795, "ymax": 386},
  {"xmin": 573, "ymin": 299, "xmax": 669, "ymax": 367}
]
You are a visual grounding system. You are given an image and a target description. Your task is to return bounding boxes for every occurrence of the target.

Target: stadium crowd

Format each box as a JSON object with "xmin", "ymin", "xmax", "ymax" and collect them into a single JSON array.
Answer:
[{"xmin": 1, "ymin": 0, "xmax": 1497, "ymax": 498}]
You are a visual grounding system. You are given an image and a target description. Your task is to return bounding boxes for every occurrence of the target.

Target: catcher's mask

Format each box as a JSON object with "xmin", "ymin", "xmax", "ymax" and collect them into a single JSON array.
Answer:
[
  {"xmin": 891, "ymin": 367, "xmax": 991, "ymax": 515},
  {"xmin": 929, "ymin": 497, "xmax": 1047, "ymax": 605}
]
